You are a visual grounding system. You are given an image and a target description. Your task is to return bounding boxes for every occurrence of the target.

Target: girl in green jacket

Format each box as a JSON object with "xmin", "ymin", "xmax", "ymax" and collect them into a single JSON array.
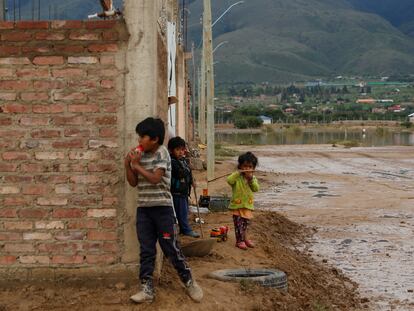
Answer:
[{"xmin": 227, "ymin": 152, "xmax": 259, "ymax": 250}]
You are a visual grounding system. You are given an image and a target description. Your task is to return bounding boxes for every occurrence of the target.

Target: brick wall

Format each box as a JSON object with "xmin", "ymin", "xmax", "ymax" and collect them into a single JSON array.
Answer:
[{"xmin": 0, "ymin": 20, "xmax": 129, "ymax": 273}]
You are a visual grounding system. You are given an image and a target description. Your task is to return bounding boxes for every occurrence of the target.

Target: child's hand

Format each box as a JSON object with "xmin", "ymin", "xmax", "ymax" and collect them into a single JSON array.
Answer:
[{"xmin": 129, "ymin": 148, "xmax": 142, "ymax": 166}]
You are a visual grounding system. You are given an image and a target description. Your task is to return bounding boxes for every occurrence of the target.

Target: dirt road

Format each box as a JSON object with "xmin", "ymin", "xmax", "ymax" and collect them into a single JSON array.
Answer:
[{"xmin": 244, "ymin": 145, "xmax": 414, "ymax": 310}]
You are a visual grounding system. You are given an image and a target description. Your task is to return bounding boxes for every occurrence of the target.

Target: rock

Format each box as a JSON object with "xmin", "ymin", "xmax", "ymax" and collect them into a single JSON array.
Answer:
[{"xmin": 115, "ymin": 282, "xmax": 126, "ymax": 290}]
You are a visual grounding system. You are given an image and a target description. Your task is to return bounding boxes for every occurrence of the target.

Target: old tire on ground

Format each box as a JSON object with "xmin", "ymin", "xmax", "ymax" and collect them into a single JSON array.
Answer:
[{"xmin": 208, "ymin": 268, "xmax": 287, "ymax": 289}]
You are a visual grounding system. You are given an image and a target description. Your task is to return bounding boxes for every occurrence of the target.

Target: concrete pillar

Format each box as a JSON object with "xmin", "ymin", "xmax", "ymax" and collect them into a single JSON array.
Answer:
[{"xmin": 121, "ymin": 0, "xmax": 160, "ymax": 263}]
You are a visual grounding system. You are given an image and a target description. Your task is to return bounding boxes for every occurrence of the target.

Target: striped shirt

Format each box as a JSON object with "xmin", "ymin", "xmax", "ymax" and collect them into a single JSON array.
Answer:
[{"xmin": 136, "ymin": 145, "xmax": 173, "ymax": 208}]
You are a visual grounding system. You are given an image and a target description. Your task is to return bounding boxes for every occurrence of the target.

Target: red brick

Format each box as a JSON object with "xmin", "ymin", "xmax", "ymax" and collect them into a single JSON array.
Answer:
[
  {"xmin": 68, "ymin": 151, "xmax": 99, "ymax": 160},
  {"xmin": 100, "ymin": 79, "xmax": 115, "ymax": 89},
  {"xmin": 51, "ymin": 20, "xmax": 83, "ymax": 29},
  {"xmin": 33, "ymin": 56, "xmax": 64, "ymax": 65},
  {"xmin": 3, "ymin": 221, "xmax": 32, "ymax": 230},
  {"xmin": 0, "ymin": 46, "xmax": 20, "ymax": 55},
  {"xmin": 16, "ymin": 21, "xmax": 49, "ymax": 29},
  {"xmin": 19, "ymin": 256, "xmax": 50, "ymax": 264},
  {"xmin": 19, "ymin": 209, "xmax": 48, "ymax": 218},
  {"xmin": 33, "ymin": 104, "xmax": 65, "ymax": 114},
  {"xmin": 90, "ymin": 116, "xmax": 117, "ymax": 125},
  {"xmin": 87, "ymin": 44, "xmax": 118, "ymax": 52},
  {"xmin": 0, "ymin": 208, "xmax": 18, "ymax": 218},
  {"xmin": 2, "ymin": 152, "xmax": 30, "ymax": 160},
  {"xmin": 16, "ymin": 68, "xmax": 49, "ymax": 78},
  {"xmin": 67, "ymin": 80, "xmax": 97, "ymax": 88},
  {"xmin": 4, "ymin": 244, "xmax": 35, "ymax": 252},
  {"xmin": 0, "ymin": 21, "xmax": 14, "ymax": 29},
  {"xmin": 0, "ymin": 162, "xmax": 17, "ymax": 172},
  {"xmin": 64, "ymin": 129, "xmax": 91, "ymax": 137},
  {"xmin": 101, "ymin": 218, "xmax": 117, "ymax": 228},
  {"xmin": 0, "ymin": 93, "xmax": 16, "ymax": 101},
  {"xmin": 51, "ymin": 255, "xmax": 83, "ymax": 264},
  {"xmin": 0, "ymin": 186, "xmax": 20, "ymax": 194},
  {"xmin": 52, "ymin": 68, "xmax": 85, "ymax": 78},
  {"xmin": 35, "ymin": 32, "xmax": 65, "ymax": 40},
  {"xmin": 52, "ymin": 208, "xmax": 84, "ymax": 218},
  {"xmin": 54, "ymin": 45, "xmax": 84, "ymax": 53},
  {"xmin": 54, "ymin": 231, "xmax": 84, "ymax": 241},
  {"xmin": 88, "ymin": 230, "xmax": 117, "ymax": 241},
  {"xmin": 23, "ymin": 232, "xmax": 52, "ymax": 240},
  {"xmin": 0, "ymin": 233, "xmax": 21, "ymax": 240},
  {"xmin": 85, "ymin": 255, "xmax": 116, "ymax": 264},
  {"xmin": 4, "ymin": 197, "xmax": 29, "ymax": 206},
  {"xmin": 36, "ymin": 175, "xmax": 68, "ymax": 184},
  {"xmin": 2, "ymin": 104, "xmax": 31, "ymax": 114},
  {"xmin": 0, "ymin": 68, "xmax": 13, "ymax": 76},
  {"xmin": 87, "ymin": 163, "xmax": 117, "ymax": 172},
  {"xmin": 69, "ymin": 32, "xmax": 100, "ymax": 41},
  {"xmin": 38, "ymin": 242, "xmax": 82, "ymax": 253},
  {"xmin": 0, "ymin": 57, "xmax": 30, "ymax": 65},
  {"xmin": 34, "ymin": 80, "xmax": 66, "ymax": 90},
  {"xmin": 68, "ymin": 104, "xmax": 99, "ymax": 113},
  {"xmin": 103, "ymin": 242, "xmax": 119, "ymax": 253},
  {"xmin": 102, "ymin": 103, "xmax": 118, "ymax": 113},
  {"xmin": 70, "ymin": 175, "xmax": 100, "ymax": 185},
  {"xmin": 85, "ymin": 20, "xmax": 117, "ymax": 29},
  {"xmin": 71, "ymin": 196, "xmax": 99, "ymax": 206},
  {"xmin": 22, "ymin": 184, "xmax": 49, "ymax": 195},
  {"xmin": 67, "ymin": 219, "xmax": 98, "ymax": 229},
  {"xmin": 52, "ymin": 139, "xmax": 84, "ymax": 149},
  {"xmin": 0, "ymin": 80, "xmax": 32, "ymax": 90},
  {"xmin": 68, "ymin": 56, "xmax": 98, "ymax": 64},
  {"xmin": 100, "ymin": 56, "xmax": 115, "ymax": 65},
  {"xmin": 1, "ymin": 32, "xmax": 32, "ymax": 41},
  {"xmin": 102, "ymin": 197, "xmax": 118, "ymax": 206},
  {"xmin": 31, "ymin": 130, "xmax": 61, "ymax": 138},
  {"xmin": 21, "ymin": 46, "xmax": 50, "ymax": 53},
  {"xmin": 99, "ymin": 127, "xmax": 117, "ymax": 138},
  {"xmin": 35, "ymin": 152, "xmax": 65, "ymax": 160},
  {"xmin": 21, "ymin": 92, "xmax": 49, "ymax": 101},
  {"xmin": 4, "ymin": 175, "xmax": 33, "ymax": 183},
  {"xmin": 35, "ymin": 221, "xmax": 64, "ymax": 229},
  {"xmin": 52, "ymin": 163, "xmax": 85, "ymax": 173},
  {"xmin": 102, "ymin": 30, "xmax": 119, "ymax": 41},
  {"xmin": 19, "ymin": 117, "xmax": 50, "ymax": 126},
  {"xmin": 0, "ymin": 256, "xmax": 17, "ymax": 265},
  {"xmin": 0, "ymin": 130, "xmax": 25, "ymax": 137},
  {"xmin": 21, "ymin": 163, "xmax": 45, "ymax": 173},
  {"xmin": 0, "ymin": 117, "xmax": 12, "ymax": 125},
  {"xmin": 53, "ymin": 92, "xmax": 86, "ymax": 101},
  {"xmin": 36, "ymin": 197, "xmax": 68, "ymax": 206}
]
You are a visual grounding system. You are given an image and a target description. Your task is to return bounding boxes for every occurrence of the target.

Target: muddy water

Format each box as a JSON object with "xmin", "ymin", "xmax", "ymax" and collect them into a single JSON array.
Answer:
[{"xmin": 253, "ymin": 145, "xmax": 414, "ymax": 311}]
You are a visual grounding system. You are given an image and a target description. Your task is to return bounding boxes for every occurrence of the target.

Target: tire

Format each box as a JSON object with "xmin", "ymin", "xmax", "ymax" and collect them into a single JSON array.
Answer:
[{"xmin": 208, "ymin": 268, "xmax": 288, "ymax": 289}]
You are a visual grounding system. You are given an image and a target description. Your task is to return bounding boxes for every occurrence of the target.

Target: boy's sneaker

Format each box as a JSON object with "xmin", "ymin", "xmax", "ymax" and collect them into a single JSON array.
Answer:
[
  {"xmin": 185, "ymin": 279, "xmax": 203, "ymax": 302},
  {"xmin": 130, "ymin": 279, "xmax": 154, "ymax": 303},
  {"xmin": 236, "ymin": 241, "xmax": 248, "ymax": 250},
  {"xmin": 183, "ymin": 231, "xmax": 200, "ymax": 238},
  {"xmin": 245, "ymin": 240, "xmax": 255, "ymax": 248}
]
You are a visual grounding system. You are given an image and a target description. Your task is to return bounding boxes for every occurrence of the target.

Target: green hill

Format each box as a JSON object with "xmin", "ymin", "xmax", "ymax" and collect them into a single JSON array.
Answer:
[{"xmin": 188, "ymin": 0, "xmax": 414, "ymax": 84}]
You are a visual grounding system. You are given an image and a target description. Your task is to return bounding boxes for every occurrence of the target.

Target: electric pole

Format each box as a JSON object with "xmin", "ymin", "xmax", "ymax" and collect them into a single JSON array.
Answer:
[
  {"xmin": 0, "ymin": 0, "xmax": 5, "ymax": 21},
  {"xmin": 203, "ymin": 0, "xmax": 215, "ymax": 181},
  {"xmin": 198, "ymin": 20, "xmax": 206, "ymax": 144}
]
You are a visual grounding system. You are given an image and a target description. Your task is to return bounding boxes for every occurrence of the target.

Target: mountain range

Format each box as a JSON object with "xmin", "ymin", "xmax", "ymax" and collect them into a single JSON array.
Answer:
[{"xmin": 7, "ymin": 0, "xmax": 414, "ymax": 84}]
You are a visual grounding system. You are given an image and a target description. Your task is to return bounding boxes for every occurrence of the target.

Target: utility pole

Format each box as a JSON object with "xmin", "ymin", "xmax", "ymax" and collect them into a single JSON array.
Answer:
[
  {"xmin": 198, "ymin": 23, "xmax": 206, "ymax": 144},
  {"xmin": 0, "ymin": 0, "xmax": 5, "ymax": 21},
  {"xmin": 203, "ymin": 0, "xmax": 215, "ymax": 181}
]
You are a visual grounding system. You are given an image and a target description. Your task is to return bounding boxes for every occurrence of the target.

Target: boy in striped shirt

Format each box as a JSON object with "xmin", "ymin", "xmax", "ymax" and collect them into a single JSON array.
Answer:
[{"xmin": 124, "ymin": 117, "xmax": 203, "ymax": 304}]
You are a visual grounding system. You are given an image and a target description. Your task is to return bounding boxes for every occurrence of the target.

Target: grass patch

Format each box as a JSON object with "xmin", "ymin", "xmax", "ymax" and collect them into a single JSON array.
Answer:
[{"xmin": 215, "ymin": 144, "xmax": 239, "ymax": 157}]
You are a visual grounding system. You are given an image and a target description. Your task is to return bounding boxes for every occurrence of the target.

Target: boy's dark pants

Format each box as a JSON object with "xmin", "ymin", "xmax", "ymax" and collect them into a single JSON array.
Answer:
[
  {"xmin": 136, "ymin": 206, "xmax": 192, "ymax": 283},
  {"xmin": 172, "ymin": 194, "xmax": 193, "ymax": 234}
]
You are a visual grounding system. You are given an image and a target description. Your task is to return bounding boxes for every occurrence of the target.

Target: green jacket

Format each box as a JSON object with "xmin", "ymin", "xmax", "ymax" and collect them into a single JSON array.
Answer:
[{"xmin": 227, "ymin": 171, "xmax": 259, "ymax": 210}]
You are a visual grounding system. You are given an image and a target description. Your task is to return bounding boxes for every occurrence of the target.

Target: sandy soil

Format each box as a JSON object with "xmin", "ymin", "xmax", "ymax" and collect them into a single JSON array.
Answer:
[{"xmin": 4, "ymin": 143, "xmax": 411, "ymax": 310}]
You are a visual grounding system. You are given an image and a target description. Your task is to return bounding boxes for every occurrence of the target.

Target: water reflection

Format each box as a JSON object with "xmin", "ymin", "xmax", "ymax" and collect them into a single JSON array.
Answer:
[{"xmin": 216, "ymin": 128, "xmax": 414, "ymax": 146}]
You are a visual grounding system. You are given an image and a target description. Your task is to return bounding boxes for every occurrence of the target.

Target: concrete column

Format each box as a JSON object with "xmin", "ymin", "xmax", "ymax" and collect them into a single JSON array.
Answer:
[{"xmin": 122, "ymin": 0, "xmax": 159, "ymax": 263}]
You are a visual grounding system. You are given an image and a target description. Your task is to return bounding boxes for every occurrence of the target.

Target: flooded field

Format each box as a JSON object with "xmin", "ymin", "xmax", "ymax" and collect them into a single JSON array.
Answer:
[
  {"xmin": 216, "ymin": 128, "xmax": 414, "ymax": 147},
  {"xmin": 249, "ymin": 145, "xmax": 414, "ymax": 310}
]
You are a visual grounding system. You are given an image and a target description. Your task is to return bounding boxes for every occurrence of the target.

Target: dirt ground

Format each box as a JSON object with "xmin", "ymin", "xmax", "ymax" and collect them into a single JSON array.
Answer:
[{"xmin": 6, "ymin": 144, "xmax": 412, "ymax": 310}]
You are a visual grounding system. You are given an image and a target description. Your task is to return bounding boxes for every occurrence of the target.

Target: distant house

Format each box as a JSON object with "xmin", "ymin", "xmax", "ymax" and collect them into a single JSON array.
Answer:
[
  {"xmin": 284, "ymin": 107, "xmax": 297, "ymax": 114},
  {"xmin": 388, "ymin": 105, "xmax": 405, "ymax": 112},
  {"xmin": 356, "ymin": 98, "xmax": 376, "ymax": 104},
  {"xmin": 409, "ymin": 113, "xmax": 414, "ymax": 122},
  {"xmin": 259, "ymin": 115, "xmax": 273, "ymax": 124},
  {"xmin": 372, "ymin": 107, "xmax": 386, "ymax": 114}
]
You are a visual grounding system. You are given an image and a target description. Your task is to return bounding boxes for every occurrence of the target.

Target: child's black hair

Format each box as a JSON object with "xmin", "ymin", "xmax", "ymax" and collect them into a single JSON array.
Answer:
[
  {"xmin": 135, "ymin": 117, "xmax": 165, "ymax": 145},
  {"xmin": 168, "ymin": 136, "xmax": 186, "ymax": 151},
  {"xmin": 237, "ymin": 152, "xmax": 258, "ymax": 169}
]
